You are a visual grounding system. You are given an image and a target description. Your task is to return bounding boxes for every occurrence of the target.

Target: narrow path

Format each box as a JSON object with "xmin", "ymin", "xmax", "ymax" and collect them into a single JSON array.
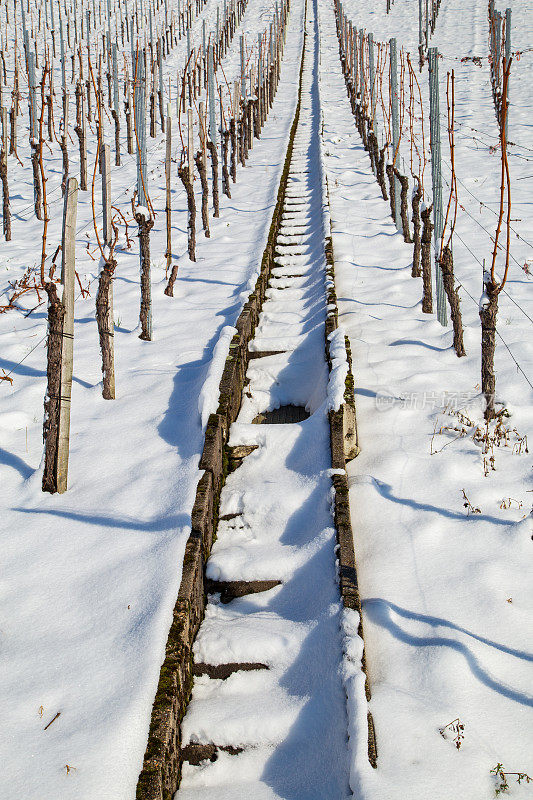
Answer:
[{"xmin": 177, "ymin": 3, "xmax": 352, "ymax": 797}]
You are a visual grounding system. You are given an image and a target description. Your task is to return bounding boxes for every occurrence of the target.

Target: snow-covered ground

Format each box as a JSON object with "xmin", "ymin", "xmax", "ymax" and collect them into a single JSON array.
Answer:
[
  {"xmin": 1, "ymin": 0, "xmax": 531, "ymax": 796},
  {"xmin": 178, "ymin": 10, "xmax": 356, "ymax": 794},
  {"xmin": 0, "ymin": 0, "xmax": 307, "ymax": 796},
  {"xmin": 319, "ymin": 0, "xmax": 533, "ymax": 797}
]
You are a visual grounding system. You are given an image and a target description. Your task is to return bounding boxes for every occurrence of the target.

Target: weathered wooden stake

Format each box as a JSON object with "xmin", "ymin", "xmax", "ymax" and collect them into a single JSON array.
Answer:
[
  {"xmin": 0, "ymin": 106, "xmax": 11, "ymax": 240},
  {"xmin": 74, "ymin": 82, "xmax": 87, "ymax": 190},
  {"xmin": 60, "ymin": 92, "xmax": 69, "ymax": 195},
  {"xmin": 386, "ymin": 163, "xmax": 396, "ymax": 222},
  {"xmin": 504, "ymin": 8, "xmax": 511, "ymax": 142},
  {"xmin": 221, "ymin": 126, "xmax": 231, "ymax": 198},
  {"xmin": 165, "ymin": 115, "xmax": 172, "ymax": 273},
  {"xmin": 428, "ymin": 47, "xmax": 447, "ymax": 325},
  {"xmin": 187, "ymin": 106, "xmax": 194, "ymax": 182},
  {"xmin": 389, "ymin": 38, "xmax": 402, "ymax": 231},
  {"xmin": 412, "ymin": 179, "xmax": 422, "ymax": 277},
  {"xmin": 125, "ymin": 69, "xmax": 134, "ymax": 155},
  {"xmin": 196, "ymin": 102, "xmax": 210, "ymax": 236},
  {"xmin": 100, "ymin": 142, "xmax": 112, "ymax": 245},
  {"xmin": 229, "ymin": 116, "xmax": 237, "ymax": 182},
  {"xmin": 112, "ymin": 42, "xmax": 120, "ymax": 165},
  {"xmin": 9, "ymin": 104, "xmax": 17, "ymax": 156},
  {"xmin": 42, "ymin": 177, "xmax": 78, "ymax": 494},
  {"xmin": 207, "ymin": 138, "xmax": 219, "ymax": 218},
  {"xmin": 418, "ymin": 0, "xmax": 425, "ymax": 69}
]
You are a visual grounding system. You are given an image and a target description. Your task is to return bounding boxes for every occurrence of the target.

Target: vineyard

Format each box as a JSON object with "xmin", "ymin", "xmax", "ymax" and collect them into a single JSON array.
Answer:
[{"xmin": 0, "ymin": 0, "xmax": 531, "ymax": 797}]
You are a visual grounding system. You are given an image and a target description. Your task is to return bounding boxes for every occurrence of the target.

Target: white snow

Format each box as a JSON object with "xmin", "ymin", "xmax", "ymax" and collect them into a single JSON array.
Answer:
[
  {"xmin": 327, "ymin": 326, "xmax": 349, "ymax": 411},
  {"xmin": 0, "ymin": 0, "xmax": 531, "ymax": 796},
  {"xmin": 198, "ymin": 324, "xmax": 237, "ymax": 426},
  {"xmin": 0, "ymin": 0, "xmax": 308, "ymax": 796},
  {"xmin": 318, "ymin": 0, "xmax": 533, "ymax": 796}
]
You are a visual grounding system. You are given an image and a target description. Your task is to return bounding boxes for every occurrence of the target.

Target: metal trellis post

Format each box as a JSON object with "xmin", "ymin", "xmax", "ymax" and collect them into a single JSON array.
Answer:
[
  {"xmin": 428, "ymin": 47, "xmax": 447, "ymax": 326},
  {"xmin": 389, "ymin": 37, "xmax": 401, "ymax": 231}
]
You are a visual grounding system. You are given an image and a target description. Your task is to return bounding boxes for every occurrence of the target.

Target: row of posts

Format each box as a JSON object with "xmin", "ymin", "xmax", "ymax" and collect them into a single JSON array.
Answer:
[
  {"xmin": 39, "ymin": 0, "xmax": 289, "ymax": 493},
  {"xmin": 417, "ymin": 0, "xmax": 442, "ymax": 64},
  {"xmin": 337, "ymin": 3, "xmax": 447, "ymax": 324},
  {"xmin": 488, "ymin": 1, "xmax": 511, "ymax": 138}
]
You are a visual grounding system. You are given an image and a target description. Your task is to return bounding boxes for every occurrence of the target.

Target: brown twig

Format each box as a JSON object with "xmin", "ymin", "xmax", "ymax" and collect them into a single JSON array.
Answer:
[
  {"xmin": 491, "ymin": 57, "xmax": 512, "ymax": 294},
  {"xmin": 44, "ymin": 711, "xmax": 61, "ymax": 730}
]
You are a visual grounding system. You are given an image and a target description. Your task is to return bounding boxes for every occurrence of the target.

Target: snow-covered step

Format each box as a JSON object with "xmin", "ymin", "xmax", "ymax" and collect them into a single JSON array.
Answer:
[{"xmin": 177, "ymin": 4, "xmax": 352, "ymax": 797}]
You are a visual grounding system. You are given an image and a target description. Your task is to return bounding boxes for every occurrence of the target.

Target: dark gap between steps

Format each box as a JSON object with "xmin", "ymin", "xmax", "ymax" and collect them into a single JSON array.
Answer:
[
  {"xmin": 252, "ymin": 405, "xmax": 310, "ymax": 424},
  {"xmin": 205, "ymin": 578, "xmax": 282, "ymax": 604},
  {"xmin": 193, "ymin": 662, "xmax": 269, "ymax": 680},
  {"xmin": 181, "ymin": 744, "xmax": 244, "ymax": 766}
]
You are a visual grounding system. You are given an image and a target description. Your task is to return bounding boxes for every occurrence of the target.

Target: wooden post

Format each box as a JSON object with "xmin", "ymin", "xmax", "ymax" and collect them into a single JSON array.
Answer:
[
  {"xmin": 418, "ymin": 0, "xmax": 425, "ymax": 69},
  {"xmin": 125, "ymin": 67, "xmax": 134, "ymax": 155},
  {"xmin": 42, "ymin": 177, "xmax": 78, "ymax": 494},
  {"xmin": 165, "ymin": 114, "xmax": 172, "ymax": 272},
  {"xmin": 60, "ymin": 92, "xmax": 69, "ymax": 195},
  {"xmin": 196, "ymin": 101, "xmax": 210, "ymax": 237},
  {"xmin": 111, "ymin": 41, "xmax": 121, "ymax": 165},
  {"xmin": 428, "ymin": 47, "xmax": 447, "ymax": 326},
  {"xmin": 368, "ymin": 32, "xmax": 376, "ymax": 135},
  {"xmin": 389, "ymin": 38, "xmax": 402, "ymax": 231},
  {"xmin": 75, "ymin": 82, "xmax": 87, "ymax": 191},
  {"xmin": 100, "ymin": 142, "xmax": 112, "ymax": 245},
  {"xmin": 504, "ymin": 8, "xmax": 511, "ymax": 142},
  {"xmin": 412, "ymin": 179, "xmax": 422, "ymax": 277},
  {"xmin": 187, "ymin": 106, "xmax": 194, "ymax": 182},
  {"xmin": 207, "ymin": 42, "xmax": 217, "ymax": 150},
  {"xmin": 206, "ymin": 137, "xmax": 219, "ymax": 218},
  {"xmin": 57, "ymin": 177, "xmax": 78, "ymax": 492},
  {"xmin": 9, "ymin": 103, "xmax": 17, "ymax": 156},
  {"xmin": 0, "ymin": 106, "xmax": 10, "ymax": 240},
  {"xmin": 233, "ymin": 80, "xmax": 239, "ymax": 170},
  {"xmin": 134, "ymin": 54, "xmax": 147, "ymax": 206}
]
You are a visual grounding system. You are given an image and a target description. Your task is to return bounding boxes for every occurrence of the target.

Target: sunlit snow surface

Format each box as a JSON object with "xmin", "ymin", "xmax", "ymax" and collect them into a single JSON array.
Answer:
[
  {"xmin": 319, "ymin": 0, "xmax": 533, "ymax": 797},
  {"xmin": 0, "ymin": 0, "xmax": 531, "ymax": 796}
]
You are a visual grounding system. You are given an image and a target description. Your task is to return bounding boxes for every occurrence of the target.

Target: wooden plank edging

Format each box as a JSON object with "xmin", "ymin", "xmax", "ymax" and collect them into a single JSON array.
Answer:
[
  {"xmin": 323, "ymin": 225, "xmax": 378, "ymax": 767},
  {"xmin": 135, "ymin": 14, "xmax": 308, "ymax": 798}
]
